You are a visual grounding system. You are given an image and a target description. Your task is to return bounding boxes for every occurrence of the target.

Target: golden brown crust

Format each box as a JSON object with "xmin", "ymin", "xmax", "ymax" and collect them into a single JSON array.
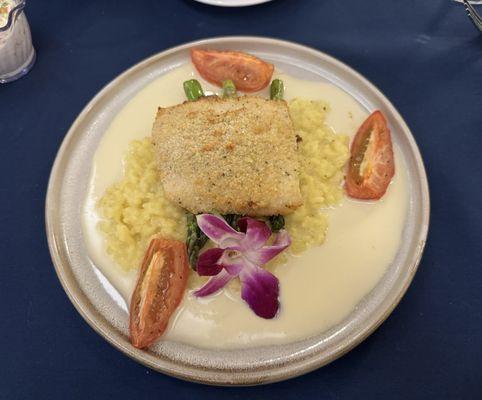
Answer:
[{"xmin": 151, "ymin": 95, "xmax": 303, "ymax": 216}]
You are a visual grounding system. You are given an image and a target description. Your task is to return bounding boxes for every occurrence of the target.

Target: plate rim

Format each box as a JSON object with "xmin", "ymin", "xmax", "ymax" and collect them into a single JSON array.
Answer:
[
  {"xmin": 193, "ymin": 0, "xmax": 273, "ymax": 7},
  {"xmin": 45, "ymin": 35, "xmax": 430, "ymax": 385}
]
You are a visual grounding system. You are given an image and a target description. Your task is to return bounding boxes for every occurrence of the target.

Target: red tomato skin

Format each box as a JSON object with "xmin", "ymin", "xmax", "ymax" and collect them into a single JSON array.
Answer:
[
  {"xmin": 129, "ymin": 239, "xmax": 189, "ymax": 349},
  {"xmin": 345, "ymin": 111, "xmax": 395, "ymax": 200},
  {"xmin": 191, "ymin": 49, "xmax": 274, "ymax": 93}
]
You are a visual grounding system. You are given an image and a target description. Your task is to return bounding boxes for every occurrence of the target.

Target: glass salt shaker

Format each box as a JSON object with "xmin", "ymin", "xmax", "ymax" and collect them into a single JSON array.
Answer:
[{"xmin": 0, "ymin": 0, "xmax": 35, "ymax": 83}]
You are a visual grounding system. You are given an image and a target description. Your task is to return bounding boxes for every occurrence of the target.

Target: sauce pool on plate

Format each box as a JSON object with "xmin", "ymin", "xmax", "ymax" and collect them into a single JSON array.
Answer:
[{"xmin": 81, "ymin": 64, "xmax": 409, "ymax": 350}]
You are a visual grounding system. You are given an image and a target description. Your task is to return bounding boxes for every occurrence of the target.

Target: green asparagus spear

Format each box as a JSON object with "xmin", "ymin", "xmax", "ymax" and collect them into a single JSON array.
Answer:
[
  {"xmin": 268, "ymin": 215, "xmax": 285, "ymax": 232},
  {"xmin": 270, "ymin": 79, "xmax": 284, "ymax": 100},
  {"xmin": 222, "ymin": 79, "xmax": 237, "ymax": 98},
  {"xmin": 183, "ymin": 78, "xmax": 285, "ymax": 268},
  {"xmin": 183, "ymin": 80, "xmax": 207, "ymax": 269},
  {"xmin": 223, "ymin": 214, "xmax": 241, "ymax": 230},
  {"xmin": 186, "ymin": 213, "xmax": 209, "ymax": 270},
  {"xmin": 183, "ymin": 79, "xmax": 204, "ymax": 102},
  {"xmin": 269, "ymin": 79, "xmax": 286, "ymax": 232},
  {"xmin": 224, "ymin": 213, "xmax": 284, "ymax": 233}
]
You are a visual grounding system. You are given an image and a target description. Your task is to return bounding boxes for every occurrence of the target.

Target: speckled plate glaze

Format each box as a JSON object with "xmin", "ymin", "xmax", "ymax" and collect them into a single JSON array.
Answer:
[{"xmin": 45, "ymin": 37, "xmax": 429, "ymax": 386}]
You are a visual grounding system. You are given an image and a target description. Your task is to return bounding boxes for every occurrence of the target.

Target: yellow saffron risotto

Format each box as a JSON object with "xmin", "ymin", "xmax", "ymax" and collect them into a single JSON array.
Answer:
[
  {"xmin": 98, "ymin": 139, "xmax": 186, "ymax": 270},
  {"xmin": 285, "ymin": 99, "xmax": 349, "ymax": 253},
  {"xmin": 97, "ymin": 99, "xmax": 349, "ymax": 270}
]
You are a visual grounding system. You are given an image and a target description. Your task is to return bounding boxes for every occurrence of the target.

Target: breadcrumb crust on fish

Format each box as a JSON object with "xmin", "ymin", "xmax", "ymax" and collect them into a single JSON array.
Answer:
[{"xmin": 152, "ymin": 95, "xmax": 303, "ymax": 216}]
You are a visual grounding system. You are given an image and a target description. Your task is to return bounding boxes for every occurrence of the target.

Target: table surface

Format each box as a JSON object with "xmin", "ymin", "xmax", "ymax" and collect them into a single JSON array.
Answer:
[{"xmin": 1, "ymin": 0, "xmax": 481, "ymax": 398}]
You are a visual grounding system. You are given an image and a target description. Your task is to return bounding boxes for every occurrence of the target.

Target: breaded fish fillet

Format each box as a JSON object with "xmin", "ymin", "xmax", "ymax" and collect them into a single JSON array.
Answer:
[{"xmin": 152, "ymin": 96, "xmax": 303, "ymax": 216}]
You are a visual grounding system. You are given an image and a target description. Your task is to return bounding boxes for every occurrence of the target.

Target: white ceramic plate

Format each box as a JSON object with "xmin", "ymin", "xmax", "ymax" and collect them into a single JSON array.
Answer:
[
  {"xmin": 193, "ymin": 0, "xmax": 273, "ymax": 6},
  {"xmin": 45, "ymin": 37, "xmax": 429, "ymax": 385}
]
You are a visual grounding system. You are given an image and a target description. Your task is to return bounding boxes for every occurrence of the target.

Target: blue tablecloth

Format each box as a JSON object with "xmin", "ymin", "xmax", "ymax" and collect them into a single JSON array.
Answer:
[{"xmin": 1, "ymin": 0, "xmax": 481, "ymax": 398}]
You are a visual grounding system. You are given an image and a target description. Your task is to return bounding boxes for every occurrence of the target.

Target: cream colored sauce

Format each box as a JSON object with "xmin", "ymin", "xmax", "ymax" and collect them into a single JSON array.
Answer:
[{"xmin": 82, "ymin": 64, "xmax": 408, "ymax": 349}]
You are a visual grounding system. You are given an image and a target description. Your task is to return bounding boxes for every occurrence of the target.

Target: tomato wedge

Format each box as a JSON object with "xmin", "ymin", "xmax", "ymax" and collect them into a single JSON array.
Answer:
[
  {"xmin": 129, "ymin": 238, "xmax": 189, "ymax": 349},
  {"xmin": 345, "ymin": 111, "xmax": 395, "ymax": 200},
  {"xmin": 191, "ymin": 49, "xmax": 274, "ymax": 93}
]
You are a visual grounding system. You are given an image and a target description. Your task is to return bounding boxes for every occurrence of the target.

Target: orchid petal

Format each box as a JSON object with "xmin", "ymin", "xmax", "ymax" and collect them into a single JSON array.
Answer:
[
  {"xmin": 197, "ymin": 248, "xmax": 224, "ymax": 276},
  {"xmin": 218, "ymin": 252, "xmax": 244, "ymax": 276},
  {"xmin": 198, "ymin": 247, "xmax": 245, "ymax": 276},
  {"xmin": 197, "ymin": 214, "xmax": 244, "ymax": 248},
  {"xmin": 239, "ymin": 260, "xmax": 280, "ymax": 319},
  {"xmin": 193, "ymin": 269, "xmax": 233, "ymax": 297},
  {"xmin": 237, "ymin": 217, "xmax": 272, "ymax": 251},
  {"xmin": 247, "ymin": 229, "xmax": 291, "ymax": 266}
]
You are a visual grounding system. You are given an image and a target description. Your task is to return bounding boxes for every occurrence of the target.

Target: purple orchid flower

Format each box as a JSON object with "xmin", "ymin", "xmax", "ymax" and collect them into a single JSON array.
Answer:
[{"xmin": 193, "ymin": 214, "xmax": 291, "ymax": 319}]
